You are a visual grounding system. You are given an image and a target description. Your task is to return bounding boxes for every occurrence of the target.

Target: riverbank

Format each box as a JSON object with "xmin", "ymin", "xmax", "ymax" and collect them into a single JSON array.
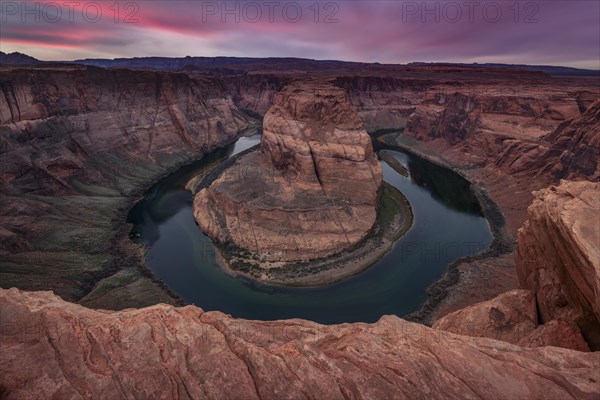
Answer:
[
  {"xmin": 82, "ymin": 131, "xmax": 502, "ymax": 320},
  {"xmin": 75, "ymin": 128, "xmax": 260, "ymax": 310},
  {"xmin": 207, "ymin": 181, "xmax": 413, "ymax": 287},
  {"xmin": 375, "ymin": 133, "xmax": 517, "ymax": 325}
]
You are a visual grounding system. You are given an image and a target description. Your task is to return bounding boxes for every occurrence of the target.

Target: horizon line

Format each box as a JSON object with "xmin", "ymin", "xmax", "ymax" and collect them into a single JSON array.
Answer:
[{"xmin": 3, "ymin": 51, "xmax": 599, "ymax": 72}]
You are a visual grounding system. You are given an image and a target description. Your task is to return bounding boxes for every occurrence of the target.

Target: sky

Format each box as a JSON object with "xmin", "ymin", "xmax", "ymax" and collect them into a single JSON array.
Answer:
[{"xmin": 1, "ymin": 0, "xmax": 599, "ymax": 68}]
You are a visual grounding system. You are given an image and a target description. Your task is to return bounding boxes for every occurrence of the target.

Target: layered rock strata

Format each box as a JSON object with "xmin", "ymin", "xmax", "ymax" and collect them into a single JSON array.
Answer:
[
  {"xmin": 516, "ymin": 180, "xmax": 600, "ymax": 325},
  {"xmin": 1, "ymin": 287, "xmax": 599, "ymax": 400},
  {"xmin": 433, "ymin": 289, "xmax": 590, "ymax": 351},
  {"xmin": 1, "ymin": 62, "xmax": 600, "ymax": 398},
  {"xmin": 0, "ymin": 66, "xmax": 252, "ymax": 306},
  {"xmin": 387, "ymin": 93, "xmax": 598, "ymax": 320},
  {"xmin": 0, "ymin": 66, "xmax": 250, "ymax": 196},
  {"xmin": 434, "ymin": 181, "xmax": 599, "ymax": 351},
  {"xmin": 403, "ymin": 85, "xmax": 598, "ymax": 168},
  {"xmin": 194, "ymin": 81, "xmax": 383, "ymax": 262},
  {"xmin": 495, "ymin": 100, "xmax": 600, "ymax": 181}
]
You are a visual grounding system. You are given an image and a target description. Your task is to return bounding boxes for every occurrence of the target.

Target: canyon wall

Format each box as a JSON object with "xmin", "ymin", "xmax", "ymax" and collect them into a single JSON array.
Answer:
[
  {"xmin": 0, "ymin": 66, "xmax": 253, "ymax": 306},
  {"xmin": 333, "ymin": 76, "xmax": 427, "ymax": 132},
  {"xmin": 495, "ymin": 100, "xmax": 600, "ymax": 181},
  {"xmin": 516, "ymin": 180, "xmax": 600, "ymax": 326},
  {"xmin": 402, "ymin": 80, "xmax": 597, "ymax": 167},
  {"xmin": 433, "ymin": 180, "xmax": 599, "ymax": 351},
  {"xmin": 219, "ymin": 73, "xmax": 427, "ymax": 131},
  {"xmin": 433, "ymin": 289, "xmax": 590, "ymax": 352},
  {"xmin": 2, "ymin": 67, "xmax": 595, "ymax": 198},
  {"xmin": 0, "ymin": 66, "xmax": 251, "ymax": 196},
  {"xmin": 397, "ymin": 80, "xmax": 597, "ymax": 234},
  {"xmin": 388, "ymin": 80, "xmax": 598, "ymax": 319},
  {"xmin": 1, "ymin": 63, "xmax": 600, "ymax": 398},
  {"xmin": 1, "ymin": 287, "xmax": 599, "ymax": 400}
]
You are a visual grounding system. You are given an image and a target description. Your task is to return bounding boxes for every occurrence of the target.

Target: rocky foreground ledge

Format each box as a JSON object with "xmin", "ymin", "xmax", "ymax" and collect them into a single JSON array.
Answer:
[
  {"xmin": 1, "ymin": 287, "xmax": 598, "ymax": 400},
  {"xmin": 516, "ymin": 180, "xmax": 600, "ymax": 337},
  {"xmin": 432, "ymin": 180, "xmax": 600, "ymax": 352}
]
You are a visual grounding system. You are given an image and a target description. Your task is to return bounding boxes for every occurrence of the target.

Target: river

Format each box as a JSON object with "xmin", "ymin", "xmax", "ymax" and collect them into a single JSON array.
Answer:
[{"xmin": 127, "ymin": 135, "xmax": 493, "ymax": 324}]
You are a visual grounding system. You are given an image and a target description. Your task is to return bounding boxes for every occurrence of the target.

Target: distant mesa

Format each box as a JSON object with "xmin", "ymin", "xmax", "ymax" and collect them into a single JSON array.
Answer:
[
  {"xmin": 0, "ymin": 51, "xmax": 41, "ymax": 66},
  {"xmin": 194, "ymin": 80, "xmax": 383, "ymax": 264},
  {"xmin": 3, "ymin": 52, "xmax": 598, "ymax": 77}
]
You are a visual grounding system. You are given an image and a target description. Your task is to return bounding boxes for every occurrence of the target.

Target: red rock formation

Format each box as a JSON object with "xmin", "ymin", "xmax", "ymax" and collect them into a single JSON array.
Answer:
[
  {"xmin": 260, "ymin": 81, "xmax": 382, "ymax": 203},
  {"xmin": 194, "ymin": 81, "xmax": 382, "ymax": 262},
  {"xmin": 403, "ymin": 87, "xmax": 595, "ymax": 167},
  {"xmin": 433, "ymin": 289, "xmax": 590, "ymax": 351},
  {"xmin": 0, "ymin": 66, "xmax": 252, "ymax": 303},
  {"xmin": 496, "ymin": 100, "xmax": 600, "ymax": 181},
  {"xmin": 1, "ymin": 63, "xmax": 598, "ymax": 315},
  {"xmin": 518, "ymin": 320, "xmax": 591, "ymax": 352},
  {"xmin": 1, "ymin": 287, "xmax": 599, "ymax": 400},
  {"xmin": 394, "ymin": 85, "xmax": 598, "ymax": 319},
  {"xmin": 0, "ymin": 66, "xmax": 250, "ymax": 196},
  {"xmin": 433, "ymin": 289, "xmax": 538, "ymax": 343},
  {"xmin": 516, "ymin": 180, "xmax": 600, "ymax": 326},
  {"xmin": 1, "ymin": 64, "xmax": 600, "ymax": 398}
]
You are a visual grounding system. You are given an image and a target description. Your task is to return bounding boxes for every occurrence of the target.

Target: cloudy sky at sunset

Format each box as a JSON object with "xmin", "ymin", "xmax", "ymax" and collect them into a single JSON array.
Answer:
[{"xmin": 1, "ymin": 0, "xmax": 599, "ymax": 68}]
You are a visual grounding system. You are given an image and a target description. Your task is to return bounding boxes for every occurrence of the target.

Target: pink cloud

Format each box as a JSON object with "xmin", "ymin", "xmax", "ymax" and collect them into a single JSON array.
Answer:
[{"xmin": 1, "ymin": 0, "xmax": 597, "ymax": 68}]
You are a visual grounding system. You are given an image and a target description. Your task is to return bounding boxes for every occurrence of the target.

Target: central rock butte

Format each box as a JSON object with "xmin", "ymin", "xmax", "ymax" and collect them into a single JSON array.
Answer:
[{"xmin": 194, "ymin": 81, "xmax": 383, "ymax": 262}]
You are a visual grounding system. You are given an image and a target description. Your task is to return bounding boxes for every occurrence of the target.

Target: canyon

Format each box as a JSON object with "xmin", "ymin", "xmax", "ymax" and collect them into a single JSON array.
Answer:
[
  {"xmin": 1, "ymin": 58, "xmax": 599, "ymax": 398},
  {"xmin": 0, "ymin": 65, "xmax": 256, "ymax": 307},
  {"xmin": 2, "ymin": 63, "xmax": 597, "ymax": 309}
]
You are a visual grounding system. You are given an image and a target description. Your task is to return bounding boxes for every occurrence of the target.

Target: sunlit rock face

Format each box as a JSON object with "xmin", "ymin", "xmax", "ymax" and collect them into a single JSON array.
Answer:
[{"xmin": 194, "ymin": 81, "xmax": 382, "ymax": 262}]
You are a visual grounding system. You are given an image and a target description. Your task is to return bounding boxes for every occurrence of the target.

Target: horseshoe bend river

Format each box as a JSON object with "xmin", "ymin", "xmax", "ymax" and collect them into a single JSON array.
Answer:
[{"xmin": 127, "ymin": 135, "xmax": 493, "ymax": 324}]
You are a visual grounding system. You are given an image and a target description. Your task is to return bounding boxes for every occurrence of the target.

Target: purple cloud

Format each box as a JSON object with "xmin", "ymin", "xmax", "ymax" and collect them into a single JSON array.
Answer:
[{"xmin": 1, "ymin": 0, "xmax": 598, "ymax": 68}]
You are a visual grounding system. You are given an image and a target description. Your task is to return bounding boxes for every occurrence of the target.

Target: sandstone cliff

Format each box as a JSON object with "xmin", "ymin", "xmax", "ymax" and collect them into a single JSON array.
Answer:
[
  {"xmin": 495, "ymin": 100, "xmax": 600, "ymax": 181},
  {"xmin": 389, "ymin": 79, "xmax": 598, "ymax": 318},
  {"xmin": 0, "ymin": 66, "xmax": 250, "ymax": 196},
  {"xmin": 1, "ymin": 287, "xmax": 599, "ymax": 400},
  {"xmin": 403, "ymin": 85, "xmax": 597, "ymax": 167},
  {"xmin": 194, "ymin": 81, "xmax": 382, "ymax": 263},
  {"xmin": 516, "ymin": 180, "xmax": 600, "ymax": 327},
  {"xmin": 1, "ymin": 63, "xmax": 598, "ymax": 312},
  {"xmin": 433, "ymin": 289, "xmax": 590, "ymax": 351},
  {"xmin": 0, "ymin": 66, "xmax": 252, "ymax": 305},
  {"xmin": 1, "ymin": 63, "xmax": 600, "ymax": 399}
]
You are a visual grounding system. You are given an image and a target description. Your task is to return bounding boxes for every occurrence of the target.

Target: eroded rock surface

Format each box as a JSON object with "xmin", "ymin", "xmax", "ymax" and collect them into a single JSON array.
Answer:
[
  {"xmin": 403, "ymin": 84, "xmax": 597, "ymax": 168},
  {"xmin": 194, "ymin": 81, "xmax": 382, "ymax": 262},
  {"xmin": 433, "ymin": 289, "xmax": 590, "ymax": 351},
  {"xmin": 1, "ymin": 287, "xmax": 599, "ymax": 400},
  {"xmin": 433, "ymin": 289, "xmax": 538, "ymax": 343},
  {"xmin": 0, "ymin": 66, "xmax": 250, "ymax": 197},
  {"xmin": 496, "ymin": 100, "xmax": 600, "ymax": 181},
  {"xmin": 516, "ymin": 180, "xmax": 600, "ymax": 326},
  {"xmin": 0, "ymin": 66, "xmax": 253, "ymax": 306},
  {"xmin": 518, "ymin": 320, "xmax": 591, "ymax": 352}
]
